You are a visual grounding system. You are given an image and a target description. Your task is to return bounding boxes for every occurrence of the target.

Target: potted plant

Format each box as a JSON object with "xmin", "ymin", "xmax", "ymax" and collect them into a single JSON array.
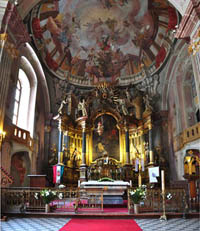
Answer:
[
  {"xmin": 35, "ymin": 189, "xmax": 57, "ymax": 213},
  {"xmin": 129, "ymin": 185, "xmax": 146, "ymax": 214}
]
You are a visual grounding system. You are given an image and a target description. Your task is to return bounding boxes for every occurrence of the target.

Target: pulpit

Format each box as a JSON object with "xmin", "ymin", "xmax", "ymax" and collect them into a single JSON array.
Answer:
[{"xmin": 28, "ymin": 175, "xmax": 47, "ymax": 187}]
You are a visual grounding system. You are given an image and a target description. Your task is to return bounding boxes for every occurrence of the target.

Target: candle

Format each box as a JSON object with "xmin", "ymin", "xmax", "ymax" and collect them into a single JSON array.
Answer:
[
  {"xmin": 130, "ymin": 180, "xmax": 132, "ymax": 187},
  {"xmin": 161, "ymin": 170, "xmax": 165, "ymax": 192},
  {"xmin": 150, "ymin": 150, "xmax": 153, "ymax": 163}
]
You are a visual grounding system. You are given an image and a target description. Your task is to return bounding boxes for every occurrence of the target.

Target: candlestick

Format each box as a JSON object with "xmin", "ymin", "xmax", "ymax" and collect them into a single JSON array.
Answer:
[
  {"xmin": 161, "ymin": 170, "xmax": 165, "ymax": 192},
  {"xmin": 160, "ymin": 170, "xmax": 167, "ymax": 220}
]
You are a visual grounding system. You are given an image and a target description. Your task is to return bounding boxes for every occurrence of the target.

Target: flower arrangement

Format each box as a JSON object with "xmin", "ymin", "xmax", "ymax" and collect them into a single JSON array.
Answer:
[
  {"xmin": 35, "ymin": 189, "xmax": 57, "ymax": 204},
  {"xmin": 129, "ymin": 185, "xmax": 146, "ymax": 204}
]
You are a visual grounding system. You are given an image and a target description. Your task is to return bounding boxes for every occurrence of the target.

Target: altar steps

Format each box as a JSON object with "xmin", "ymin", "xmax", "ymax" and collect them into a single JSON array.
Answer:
[{"xmin": 3, "ymin": 211, "xmax": 200, "ymax": 219}]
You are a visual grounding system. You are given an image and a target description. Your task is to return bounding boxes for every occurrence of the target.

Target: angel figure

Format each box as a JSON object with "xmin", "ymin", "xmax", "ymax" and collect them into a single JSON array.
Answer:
[
  {"xmin": 116, "ymin": 98, "xmax": 128, "ymax": 116},
  {"xmin": 78, "ymin": 98, "xmax": 87, "ymax": 117},
  {"xmin": 143, "ymin": 94, "xmax": 153, "ymax": 112}
]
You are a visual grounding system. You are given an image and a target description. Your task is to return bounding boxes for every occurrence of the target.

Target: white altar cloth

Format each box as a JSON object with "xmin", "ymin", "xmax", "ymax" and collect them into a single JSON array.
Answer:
[{"xmin": 81, "ymin": 181, "xmax": 130, "ymax": 195}]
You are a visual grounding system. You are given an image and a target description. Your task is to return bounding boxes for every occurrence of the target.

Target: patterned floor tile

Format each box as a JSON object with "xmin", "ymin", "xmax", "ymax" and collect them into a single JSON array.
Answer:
[{"xmin": 1, "ymin": 217, "xmax": 200, "ymax": 231}]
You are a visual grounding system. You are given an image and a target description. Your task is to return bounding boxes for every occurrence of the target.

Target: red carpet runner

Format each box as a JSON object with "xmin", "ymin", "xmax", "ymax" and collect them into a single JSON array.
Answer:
[{"xmin": 59, "ymin": 219, "xmax": 142, "ymax": 231}]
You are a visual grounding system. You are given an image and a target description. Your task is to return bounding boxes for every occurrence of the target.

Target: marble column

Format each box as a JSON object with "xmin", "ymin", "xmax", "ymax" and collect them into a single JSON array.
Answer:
[
  {"xmin": 148, "ymin": 125, "xmax": 154, "ymax": 165},
  {"xmin": 58, "ymin": 119, "xmax": 63, "ymax": 164},
  {"xmin": 125, "ymin": 127, "xmax": 130, "ymax": 164},
  {"xmin": 80, "ymin": 120, "xmax": 87, "ymax": 166},
  {"xmin": 78, "ymin": 118, "xmax": 87, "ymax": 182}
]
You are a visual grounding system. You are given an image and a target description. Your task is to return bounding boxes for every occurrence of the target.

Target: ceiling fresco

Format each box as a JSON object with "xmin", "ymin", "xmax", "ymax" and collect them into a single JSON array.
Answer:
[{"xmin": 30, "ymin": 0, "xmax": 178, "ymax": 86}]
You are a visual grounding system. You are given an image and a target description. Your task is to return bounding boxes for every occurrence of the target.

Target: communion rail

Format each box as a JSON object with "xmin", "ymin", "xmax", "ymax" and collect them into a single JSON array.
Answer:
[
  {"xmin": 1, "ymin": 187, "xmax": 103, "ymax": 213},
  {"xmin": 1, "ymin": 187, "xmax": 188, "ymax": 214},
  {"xmin": 128, "ymin": 188, "xmax": 187, "ymax": 214}
]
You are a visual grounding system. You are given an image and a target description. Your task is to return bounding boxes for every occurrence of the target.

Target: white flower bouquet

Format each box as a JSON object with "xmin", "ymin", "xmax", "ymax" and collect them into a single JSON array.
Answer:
[
  {"xmin": 129, "ymin": 185, "xmax": 146, "ymax": 204},
  {"xmin": 35, "ymin": 189, "xmax": 57, "ymax": 204}
]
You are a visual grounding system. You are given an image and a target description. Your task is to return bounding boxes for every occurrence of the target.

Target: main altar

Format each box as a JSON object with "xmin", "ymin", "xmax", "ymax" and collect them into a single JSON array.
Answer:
[
  {"xmin": 50, "ymin": 83, "xmax": 168, "ymax": 188},
  {"xmin": 81, "ymin": 180, "xmax": 130, "ymax": 205}
]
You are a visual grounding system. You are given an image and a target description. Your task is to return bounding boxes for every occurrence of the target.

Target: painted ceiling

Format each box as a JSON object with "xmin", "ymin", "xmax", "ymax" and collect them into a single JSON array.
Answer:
[{"xmin": 30, "ymin": 0, "xmax": 178, "ymax": 87}]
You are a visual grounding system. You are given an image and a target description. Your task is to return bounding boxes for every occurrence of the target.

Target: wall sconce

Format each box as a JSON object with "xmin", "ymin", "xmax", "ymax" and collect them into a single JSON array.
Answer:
[{"xmin": 0, "ymin": 130, "xmax": 6, "ymax": 144}]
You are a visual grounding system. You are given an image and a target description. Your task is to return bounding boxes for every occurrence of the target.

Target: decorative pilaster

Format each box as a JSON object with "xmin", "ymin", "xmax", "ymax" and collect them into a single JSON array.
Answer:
[{"xmin": 44, "ymin": 123, "xmax": 51, "ymax": 164}]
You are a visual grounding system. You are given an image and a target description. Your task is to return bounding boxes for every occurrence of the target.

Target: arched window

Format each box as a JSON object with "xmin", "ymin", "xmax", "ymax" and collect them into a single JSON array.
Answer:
[
  {"xmin": 12, "ymin": 79, "xmax": 21, "ymax": 125},
  {"xmin": 12, "ymin": 68, "xmax": 31, "ymax": 132}
]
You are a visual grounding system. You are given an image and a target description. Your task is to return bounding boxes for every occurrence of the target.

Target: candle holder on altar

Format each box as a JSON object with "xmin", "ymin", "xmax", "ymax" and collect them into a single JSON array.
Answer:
[
  {"xmin": 160, "ymin": 191, "xmax": 167, "ymax": 221},
  {"xmin": 160, "ymin": 170, "xmax": 167, "ymax": 221}
]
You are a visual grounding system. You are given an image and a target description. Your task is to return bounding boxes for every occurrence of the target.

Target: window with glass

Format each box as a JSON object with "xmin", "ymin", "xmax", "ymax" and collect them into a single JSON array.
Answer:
[{"xmin": 12, "ymin": 69, "xmax": 30, "ymax": 131}]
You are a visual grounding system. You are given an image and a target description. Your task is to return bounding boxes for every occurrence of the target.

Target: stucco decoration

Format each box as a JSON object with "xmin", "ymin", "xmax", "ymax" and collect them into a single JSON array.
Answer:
[{"xmin": 30, "ymin": 0, "xmax": 178, "ymax": 86}]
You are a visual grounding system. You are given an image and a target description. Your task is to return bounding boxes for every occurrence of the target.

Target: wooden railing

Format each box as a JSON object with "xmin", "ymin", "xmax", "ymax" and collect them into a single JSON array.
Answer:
[
  {"xmin": 1, "ymin": 187, "xmax": 103, "ymax": 213},
  {"xmin": 174, "ymin": 122, "xmax": 200, "ymax": 152},
  {"xmin": 1, "ymin": 187, "xmax": 191, "ymax": 214},
  {"xmin": 128, "ymin": 188, "xmax": 187, "ymax": 214}
]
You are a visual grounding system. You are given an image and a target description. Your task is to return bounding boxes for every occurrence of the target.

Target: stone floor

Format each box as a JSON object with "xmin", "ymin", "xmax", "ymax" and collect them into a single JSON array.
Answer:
[{"xmin": 1, "ymin": 217, "xmax": 200, "ymax": 231}]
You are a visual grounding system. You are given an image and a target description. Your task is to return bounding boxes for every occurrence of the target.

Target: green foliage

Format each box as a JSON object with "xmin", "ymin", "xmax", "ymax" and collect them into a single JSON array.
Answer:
[
  {"xmin": 38, "ymin": 189, "xmax": 57, "ymax": 204},
  {"xmin": 98, "ymin": 177, "xmax": 114, "ymax": 182},
  {"xmin": 129, "ymin": 185, "xmax": 146, "ymax": 204}
]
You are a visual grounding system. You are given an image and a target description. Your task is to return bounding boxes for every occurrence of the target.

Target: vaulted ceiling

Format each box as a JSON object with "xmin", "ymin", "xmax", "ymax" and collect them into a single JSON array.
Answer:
[{"xmin": 29, "ymin": 0, "xmax": 179, "ymax": 87}]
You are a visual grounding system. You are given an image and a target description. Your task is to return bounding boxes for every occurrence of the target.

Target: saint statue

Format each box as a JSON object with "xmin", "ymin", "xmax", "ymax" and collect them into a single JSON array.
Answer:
[
  {"xmin": 116, "ymin": 98, "xmax": 128, "ymax": 116},
  {"xmin": 78, "ymin": 99, "xmax": 87, "ymax": 117},
  {"xmin": 143, "ymin": 94, "xmax": 153, "ymax": 112}
]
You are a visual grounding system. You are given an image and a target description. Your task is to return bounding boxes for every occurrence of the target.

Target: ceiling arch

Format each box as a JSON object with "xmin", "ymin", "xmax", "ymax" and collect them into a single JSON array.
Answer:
[{"xmin": 168, "ymin": 0, "xmax": 190, "ymax": 16}]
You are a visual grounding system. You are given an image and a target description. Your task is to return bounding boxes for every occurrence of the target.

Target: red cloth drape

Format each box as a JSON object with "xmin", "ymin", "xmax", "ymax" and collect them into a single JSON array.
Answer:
[
  {"xmin": 53, "ymin": 165, "xmax": 57, "ymax": 184},
  {"xmin": 155, "ymin": 46, "xmax": 166, "ymax": 68},
  {"xmin": 32, "ymin": 18, "xmax": 43, "ymax": 39}
]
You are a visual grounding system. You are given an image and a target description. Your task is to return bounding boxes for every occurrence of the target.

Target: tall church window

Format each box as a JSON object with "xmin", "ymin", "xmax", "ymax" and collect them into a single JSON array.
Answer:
[
  {"xmin": 12, "ymin": 80, "xmax": 21, "ymax": 125},
  {"xmin": 12, "ymin": 69, "xmax": 30, "ymax": 131}
]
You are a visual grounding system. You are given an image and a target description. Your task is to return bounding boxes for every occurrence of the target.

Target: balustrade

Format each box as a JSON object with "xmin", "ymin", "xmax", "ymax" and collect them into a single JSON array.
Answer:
[
  {"xmin": 128, "ymin": 188, "xmax": 187, "ymax": 214},
  {"xmin": 1, "ymin": 187, "xmax": 103, "ymax": 213},
  {"xmin": 174, "ymin": 122, "xmax": 200, "ymax": 151},
  {"xmin": 10, "ymin": 125, "xmax": 34, "ymax": 150}
]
